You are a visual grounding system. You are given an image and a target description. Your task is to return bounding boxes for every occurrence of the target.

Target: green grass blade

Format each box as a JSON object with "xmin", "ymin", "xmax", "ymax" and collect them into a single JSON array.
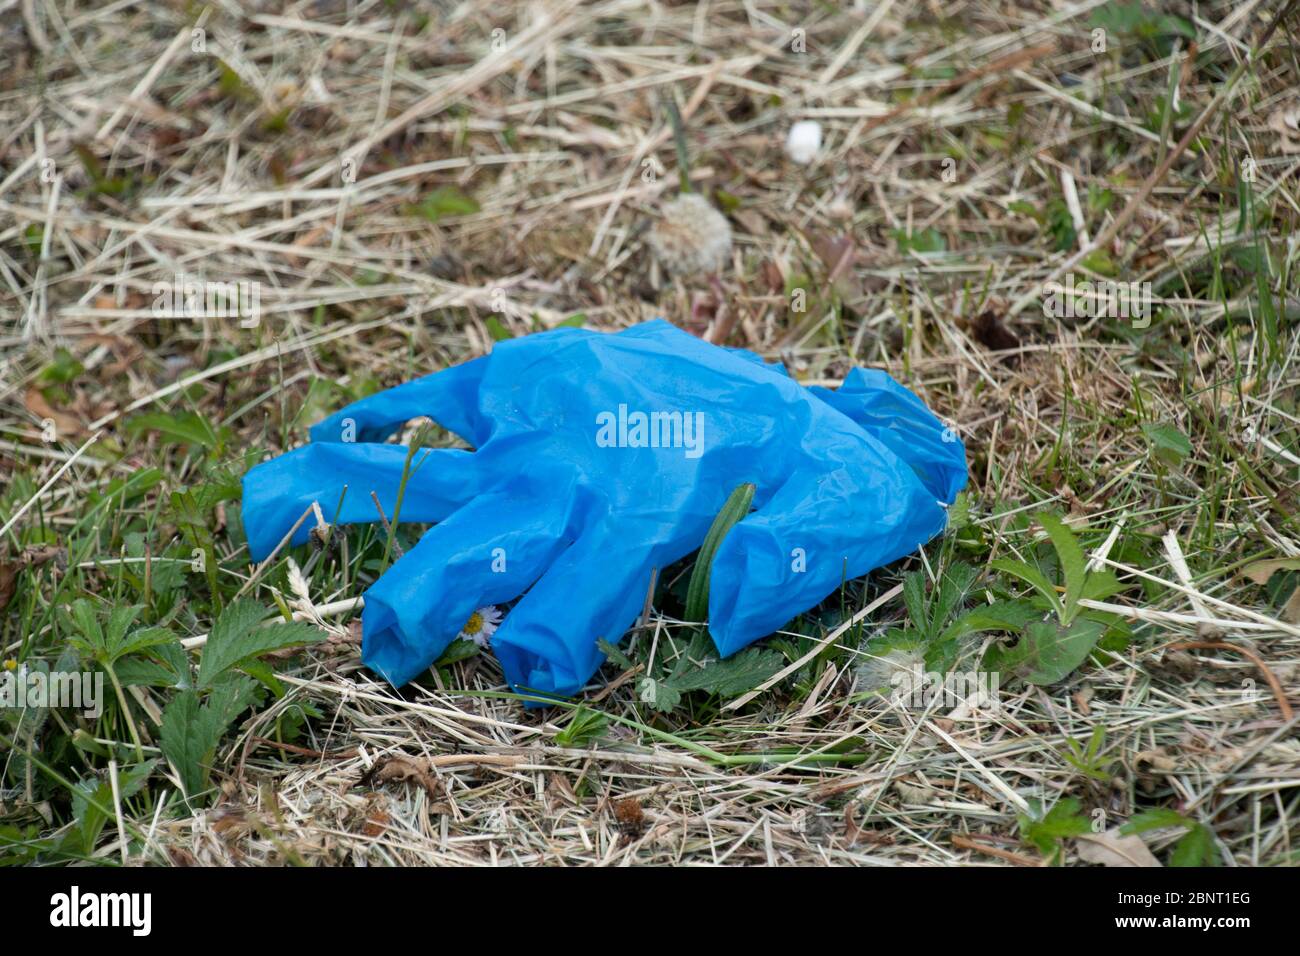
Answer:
[
  {"xmin": 1038, "ymin": 513, "xmax": 1087, "ymax": 623},
  {"xmin": 685, "ymin": 483, "xmax": 755, "ymax": 623}
]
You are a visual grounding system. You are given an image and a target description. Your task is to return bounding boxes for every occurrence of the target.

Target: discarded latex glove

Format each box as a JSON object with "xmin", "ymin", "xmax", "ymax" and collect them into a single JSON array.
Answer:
[{"xmin": 241, "ymin": 320, "xmax": 966, "ymax": 700}]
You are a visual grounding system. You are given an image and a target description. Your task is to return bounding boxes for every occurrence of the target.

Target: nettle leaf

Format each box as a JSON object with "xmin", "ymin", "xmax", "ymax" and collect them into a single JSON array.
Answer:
[
  {"xmin": 66, "ymin": 600, "xmax": 105, "ymax": 657},
  {"xmin": 66, "ymin": 602, "xmax": 171, "ymax": 666},
  {"xmin": 1169, "ymin": 823, "xmax": 1218, "ymax": 867},
  {"xmin": 116, "ymin": 656, "xmax": 182, "ymax": 689},
  {"xmin": 633, "ymin": 630, "xmax": 783, "ymax": 712},
  {"xmin": 597, "ymin": 638, "xmax": 636, "ymax": 671},
  {"xmin": 196, "ymin": 599, "xmax": 322, "ymax": 689},
  {"xmin": 117, "ymin": 639, "xmax": 191, "ymax": 690},
  {"xmin": 929, "ymin": 563, "xmax": 977, "ymax": 638},
  {"xmin": 237, "ymin": 658, "xmax": 283, "ymax": 696},
  {"xmin": 102, "ymin": 604, "xmax": 143, "ymax": 650},
  {"xmin": 638, "ymin": 676, "xmax": 682, "ymax": 713},
  {"xmin": 946, "ymin": 491, "xmax": 971, "ymax": 532},
  {"xmin": 112, "ymin": 626, "xmax": 176, "ymax": 662},
  {"xmin": 159, "ymin": 693, "xmax": 212, "ymax": 799},
  {"xmin": 985, "ymin": 618, "xmax": 1105, "ymax": 686},
  {"xmin": 902, "ymin": 571, "xmax": 929, "ymax": 638},
  {"xmin": 1018, "ymin": 797, "xmax": 1091, "ymax": 857},
  {"xmin": 987, "ymin": 514, "xmax": 1132, "ymax": 685},
  {"xmin": 871, "ymin": 626, "xmax": 922, "ymax": 655},
  {"xmin": 668, "ymin": 645, "xmax": 784, "ymax": 698},
  {"xmin": 940, "ymin": 599, "xmax": 1040, "ymax": 644},
  {"xmin": 160, "ymin": 677, "xmax": 260, "ymax": 804}
]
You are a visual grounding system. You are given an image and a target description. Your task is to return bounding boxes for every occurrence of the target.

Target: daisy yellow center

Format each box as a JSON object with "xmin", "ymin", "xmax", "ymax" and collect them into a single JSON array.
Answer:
[{"xmin": 463, "ymin": 612, "xmax": 484, "ymax": 636}]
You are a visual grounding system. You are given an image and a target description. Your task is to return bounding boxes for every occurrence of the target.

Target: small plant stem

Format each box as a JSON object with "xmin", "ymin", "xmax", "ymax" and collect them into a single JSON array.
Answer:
[
  {"xmin": 662, "ymin": 89, "xmax": 692, "ymax": 193},
  {"xmin": 104, "ymin": 661, "xmax": 145, "ymax": 764},
  {"xmin": 379, "ymin": 445, "xmax": 419, "ymax": 575}
]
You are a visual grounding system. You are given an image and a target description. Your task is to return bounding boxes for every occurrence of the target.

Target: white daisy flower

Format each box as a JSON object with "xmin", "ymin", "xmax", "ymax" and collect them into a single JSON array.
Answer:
[{"xmin": 458, "ymin": 606, "xmax": 503, "ymax": 647}]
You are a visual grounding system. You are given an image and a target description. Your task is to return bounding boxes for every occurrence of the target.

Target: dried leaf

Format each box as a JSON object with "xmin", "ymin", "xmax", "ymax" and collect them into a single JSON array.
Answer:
[
  {"xmin": 969, "ymin": 309, "xmax": 1020, "ymax": 363},
  {"xmin": 1077, "ymin": 828, "xmax": 1162, "ymax": 867},
  {"xmin": 1240, "ymin": 558, "xmax": 1300, "ymax": 623},
  {"xmin": 1268, "ymin": 105, "xmax": 1300, "ymax": 153},
  {"xmin": 0, "ymin": 546, "xmax": 63, "ymax": 612},
  {"xmin": 760, "ymin": 258, "xmax": 785, "ymax": 294},
  {"xmin": 0, "ymin": 561, "xmax": 16, "ymax": 613},
  {"xmin": 361, "ymin": 796, "xmax": 391, "ymax": 837},
  {"xmin": 23, "ymin": 545, "xmax": 64, "ymax": 568},
  {"xmin": 366, "ymin": 755, "xmax": 441, "ymax": 798},
  {"xmin": 211, "ymin": 810, "xmax": 249, "ymax": 838},
  {"xmin": 1284, "ymin": 591, "xmax": 1300, "ymax": 625},
  {"xmin": 24, "ymin": 387, "xmax": 84, "ymax": 438},
  {"xmin": 806, "ymin": 231, "xmax": 863, "ymax": 301},
  {"xmin": 1240, "ymin": 558, "xmax": 1300, "ymax": 586}
]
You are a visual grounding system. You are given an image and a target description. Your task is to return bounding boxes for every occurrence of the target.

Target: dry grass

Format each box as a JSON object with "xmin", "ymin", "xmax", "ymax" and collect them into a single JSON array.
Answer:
[{"xmin": 1, "ymin": 0, "xmax": 1298, "ymax": 866}]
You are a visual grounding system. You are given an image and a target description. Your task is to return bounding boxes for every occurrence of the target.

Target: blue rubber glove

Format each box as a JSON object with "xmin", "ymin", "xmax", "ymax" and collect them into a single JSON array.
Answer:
[{"xmin": 241, "ymin": 320, "xmax": 966, "ymax": 699}]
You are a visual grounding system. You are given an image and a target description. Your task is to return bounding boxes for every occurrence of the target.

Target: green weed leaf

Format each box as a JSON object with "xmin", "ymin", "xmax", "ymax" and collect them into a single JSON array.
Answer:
[
  {"xmin": 126, "ymin": 410, "xmax": 222, "ymax": 451},
  {"xmin": 1039, "ymin": 513, "xmax": 1087, "ymax": 623},
  {"xmin": 686, "ymin": 482, "xmax": 755, "ymax": 623},
  {"xmin": 405, "ymin": 186, "xmax": 480, "ymax": 221},
  {"xmin": 196, "ymin": 599, "xmax": 321, "ymax": 689},
  {"xmin": 984, "ymin": 618, "xmax": 1105, "ymax": 685},
  {"xmin": 159, "ymin": 677, "xmax": 260, "ymax": 804},
  {"xmin": 990, "ymin": 557, "xmax": 1063, "ymax": 617}
]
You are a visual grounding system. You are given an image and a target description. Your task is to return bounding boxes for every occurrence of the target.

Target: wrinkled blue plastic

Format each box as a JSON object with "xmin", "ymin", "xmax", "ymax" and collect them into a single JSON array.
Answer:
[{"xmin": 241, "ymin": 320, "xmax": 966, "ymax": 700}]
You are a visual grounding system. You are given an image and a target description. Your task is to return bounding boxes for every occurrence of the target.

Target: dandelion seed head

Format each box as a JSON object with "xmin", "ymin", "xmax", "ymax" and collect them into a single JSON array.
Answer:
[{"xmin": 648, "ymin": 193, "xmax": 732, "ymax": 276}]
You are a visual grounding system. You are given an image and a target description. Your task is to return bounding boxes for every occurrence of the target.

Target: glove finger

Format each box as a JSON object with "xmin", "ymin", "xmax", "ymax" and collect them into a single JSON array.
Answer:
[
  {"xmin": 706, "ymin": 450, "xmax": 948, "ymax": 657},
  {"xmin": 241, "ymin": 443, "xmax": 481, "ymax": 561},
  {"xmin": 491, "ymin": 522, "xmax": 654, "ymax": 703},
  {"xmin": 311, "ymin": 354, "xmax": 491, "ymax": 447},
  {"xmin": 361, "ymin": 490, "xmax": 582, "ymax": 687},
  {"xmin": 809, "ymin": 368, "xmax": 966, "ymax": 503}
]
